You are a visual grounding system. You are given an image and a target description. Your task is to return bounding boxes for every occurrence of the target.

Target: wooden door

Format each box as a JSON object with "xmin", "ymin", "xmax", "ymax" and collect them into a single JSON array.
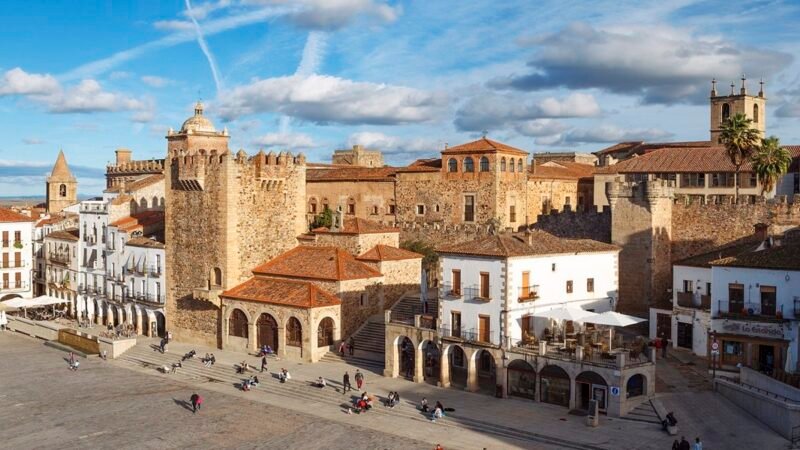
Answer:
[
  {"xmin": 452, "ymin": 270, "xmax": 461, "ymax": 295},
  {"xmin": 480, "ymin": 272, "xmax": 490, "ymax": 298},
  {"xmin": 479, "ymin": 315, "xmax": 491, "ymax": 343},
  {"xmin": 451, "ymin": 311, "xmax": 461, "ymax": 338},
  {"xmin": 1, "ymin": 253, "xmax": 7, "ymax": 268},
  {"xmin": 521, "ymin": 271, "xmax": 530, "ymax": 292}
]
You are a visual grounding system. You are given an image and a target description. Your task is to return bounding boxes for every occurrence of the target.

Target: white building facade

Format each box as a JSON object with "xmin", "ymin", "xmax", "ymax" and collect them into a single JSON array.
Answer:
[
  {"xmin": 0, "ymin": 209, "xmax": 35, "ymax": 301},
  {"xmin": 43, "ymin": 229, "xmax": 80, "ymax": 315}
]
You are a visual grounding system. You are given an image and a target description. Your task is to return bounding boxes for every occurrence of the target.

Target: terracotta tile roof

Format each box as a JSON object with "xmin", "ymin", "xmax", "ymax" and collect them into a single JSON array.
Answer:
[
  {"xmin": 674, "ymin": 240, "xmax": 762, "ymax": 268},
  {"xmin": 597, "ymin": 145, "xmax": 800, "ymax": 174},
  {"xmin": 710, "ymin": 240, "xmax": 800, "ymax": 271},
  {"xmin": 529, "ymin": 161, "xmax": 595, "ymax": 180},
  {"xmin": 126, "ymin": 236, "xmax": 165, "ymax": 249},
  {"xmin": 594, "ymin": 140, "xmax": 711, "ymax": 156},
  {"xmin": 110, "ymin": 211, "xmax": 164, "ymax": 233},
  {"xmin": 253, "ymin": 246, "xmax": 383, "ymax": 281},
  {"xmin": 437, "ymin": 231, "xmax": 619, "ymax": 258},
  {"xmin": 395, "ymin": 158, "xmax": 442, "ymax": 173},
  {"xmin": 357, "ymin": 245, "xmax": 423, "ymax": 262},
  {"xmin": 36, "ymin": 216, "xmax": 67, "ymax": 227},
  {"xmin": 46, "ymin": 228, "xmax": 79, "ymax": 242},
  {"xmin": 313, "ymin": 217, "xmax": 398, "ymax": 235},
  {"xmin": 442, "ymin": 137, "xmax": 528, "ymax": 156},
  {"xmin": 110, "ymin": 194, "xmax": 133, "ymax": 206},
  {"xmin": 221, "ymin": 278, "xmax": 341, "ymax": 309},
  {"xmin": 0, "ymin": 207, "xmax": 34, "ymax": 223},
  {"xmin": 306, "ymin": 167, "xmax": 398, "ymax": 182}
]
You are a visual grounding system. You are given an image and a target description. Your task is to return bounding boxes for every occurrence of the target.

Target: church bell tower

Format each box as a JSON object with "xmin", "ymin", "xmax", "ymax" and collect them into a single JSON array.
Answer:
[{"xmin": 709, "ymin": 76, "xmax": 766, "ymax": 145}]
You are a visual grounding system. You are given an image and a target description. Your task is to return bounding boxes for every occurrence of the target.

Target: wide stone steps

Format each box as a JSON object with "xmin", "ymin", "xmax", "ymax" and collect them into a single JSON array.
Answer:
[
  {"xmin": 390, "ymin": 295, "xmax": 439, "ymax": 323},
  {"xmin": 349, "ymin": 321, "xmax": 385, "ymax": 354},
  {"xmin": 116, "ymin": 344, "xmax": 605, "ymax": 450},
  {"xmin": 319, "ymin": 352, "xmax": 384, "ymax": 373}
]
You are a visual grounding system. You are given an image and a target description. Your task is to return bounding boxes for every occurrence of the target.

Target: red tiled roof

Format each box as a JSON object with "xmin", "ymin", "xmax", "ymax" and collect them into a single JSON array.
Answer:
[
  {"xmin": 710, "ymin": 240, "xmax": 800, "ymax": 271},
  {"xmin": 597, "ymin": 145, "xmax": 800, "ymax": 174},
  {"xmin": 36, "ymin": 216, "xmax": 67, "ymax": 227},
  {"xmin": 126, "ymin": 236, "xmax": 165, "ymax": 249},
  {"xmin": 437, "ymin": 231, "xmax": 619, "ymax": 258},
  {"xmin": 306, "ymin": 167, "xmax": 398, "ymax": 182},
  {"xmin": 253, "ymin": 246, "xmax": 383, "ymax": 281},
  {"xmin": 110, "ymin": 211, "xmax": 164, "ymax": 233},
  {"xmin": 594, "ymin": 140, "xmax": 711, "ymax": 156},
  {"xmin": 47, "ymin": 228, "xmax": 79, "ymax": 242},
  {"xmin": 0, "ymin": 208, "xmax": 34, "ymax": 223},
  {"xmin": 221, "ymin": 278, "xmax": 341, "ymax": 309},
  {"xmin": 357, "ymin": 245, "xmax": 422, "ymax": 262},
  {"xmin": 313, "ymin": 217, "xmax": 398, "ymax": 235},
  {"xmin": 530, "ymin": 161, "xmax": 595, "ymax": 180},
  {"xmin": 442, "ymin": 137, "xmax": 528, "ymax": 156}
]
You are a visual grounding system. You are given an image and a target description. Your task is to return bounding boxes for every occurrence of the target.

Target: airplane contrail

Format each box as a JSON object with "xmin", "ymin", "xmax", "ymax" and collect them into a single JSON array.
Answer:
[{"xmin": 185, "ymin": 0, "xmax": 223, "ymax": 93}]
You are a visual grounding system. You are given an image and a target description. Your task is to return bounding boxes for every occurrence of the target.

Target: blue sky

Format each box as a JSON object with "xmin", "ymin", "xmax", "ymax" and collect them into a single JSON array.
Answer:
[{"xmin": 2, "ymin": 0, "xmax": 800, "ymax": 196}]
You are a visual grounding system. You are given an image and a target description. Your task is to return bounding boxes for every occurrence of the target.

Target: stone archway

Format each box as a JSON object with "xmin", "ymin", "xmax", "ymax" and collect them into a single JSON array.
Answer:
[
  {"xmin": 154, "ymin": 311, "xmax": 166, "ymax": 338},
  {"xmin": 316, "ymin": 317, "xmax": 334, "ymax": 348},
  {"xmin": 257, "ymin": 312, "xmax": 279, "ymax": 353},
  {"xmin": 419, "ymin": 340, "xmax": 440, "ymax": 384},
  {"xmin": 507, "ymin": 359, "xmax": 536, "ymax": 400},
  {"xmin": 447, "ymin": 345, "xmax": 468, "ymax": 388},
  {"xmin": 540, "ymin": 365, "xmax": 570, "ymax": 407},
  {"xmin": 397, "ymin": 336, "xmax": 415, "ymax": 379},
  {"xmin": 472, "ymin": 349, "xmax": 497, "ymax": 394},
  {"xmin": 576, "ymin": 371, "xmax": 609, "ymax": 412},
  {"xmin": 626, "ymin": 374, "xmax": 646, "ymax": 399}
]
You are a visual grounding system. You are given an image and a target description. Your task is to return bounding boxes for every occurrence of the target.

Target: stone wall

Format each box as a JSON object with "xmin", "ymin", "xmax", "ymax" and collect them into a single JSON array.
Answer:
[
  {"xmin": 397, "ymin": 221, "xmax": 497, "ymax": 247},
  {"xmin": 368, "ymin": 258, "xmax": 421, "ymax": 311},
  {"xmin": 310, "ymin": 231, "xmax": 399, "ymax": 256},
  {"xmin": 530, "ymin": 208, "xmax": 611, "ymax": 242},
  {"xmin": 526, "ymin": 178, "xmax": 579, "ymax": 221},
  {"xmin": 337, "ymin": 278, "xmax": 384, "ymax": 338},
  {"xmin": 306, "ymin": 179, "xmax": 395, "ymax": 225}
]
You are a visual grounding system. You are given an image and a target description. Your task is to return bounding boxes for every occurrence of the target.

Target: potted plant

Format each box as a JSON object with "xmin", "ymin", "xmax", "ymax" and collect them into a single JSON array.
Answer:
[{"xmin": 13, "ymin": 241, "xmax": 23, "ymax": 249}]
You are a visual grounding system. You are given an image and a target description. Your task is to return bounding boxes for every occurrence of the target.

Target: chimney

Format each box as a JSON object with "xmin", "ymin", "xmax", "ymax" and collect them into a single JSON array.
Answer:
[
  {"xmin": 754, "ymin": 223, "xmax": 769, "ymax": 242},
  {"xmin": 525, "ymin": 230, "xmax": 533, "ymax": 245},
  {"xmin": 115, "ymin": 148, "xmax": 132, "ymax": 166}
]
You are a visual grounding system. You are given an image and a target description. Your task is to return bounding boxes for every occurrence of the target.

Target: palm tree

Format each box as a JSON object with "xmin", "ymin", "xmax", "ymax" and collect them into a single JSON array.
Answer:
[
  {"xmin": 718, "ymin": 113, "xmax": 762, "ymax": 201},
  {"xmin": 751, "ymin": 136, "xmax": 791, "ymax": 197}
]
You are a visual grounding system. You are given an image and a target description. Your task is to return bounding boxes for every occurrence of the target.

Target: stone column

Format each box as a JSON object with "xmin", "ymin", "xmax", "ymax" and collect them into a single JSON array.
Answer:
[
  {"xmin": 498, "ymin": 362, "xmax": 508, "ymax": 398},
  {"xmin": 439, "ymin": 351, "xmax": 451, "ymax": 388},
  {"xmin": 466, "ymin": 353, "xmax": 479, "ymax": 392},
  {"xmin": 534, "ymin": 371, "xmax": 542, "ymax": 402},
  {"xmin": 413, "ymin": 344, "xmax": 424, "ymax": 383},
  {"xmin": 383, "ymin": 333, "xmax": 398, "ymax": 378},
  {"xmin": 248, "ymin": 321, "xmax": 258, "ymax": 353},
  {"xmin": 220, "ymin": 305, "xmax": 229, "ymax": 349},
  {"xmin": 568, "ymin": 376, "xmax": 577, "ymax": 410},
  {"xmin": 277, "ymin": 326, "xmax": 287, "ymax": 358},
  {"xmin": 135, "ymin": 309, "xmax": 143, "ymax": 335}
]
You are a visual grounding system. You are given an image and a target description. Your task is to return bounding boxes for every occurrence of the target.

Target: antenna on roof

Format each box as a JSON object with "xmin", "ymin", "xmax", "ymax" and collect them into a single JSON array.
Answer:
[{"xmin": 482, "ymin": 130, "xmax": 488, "ymax": 138}]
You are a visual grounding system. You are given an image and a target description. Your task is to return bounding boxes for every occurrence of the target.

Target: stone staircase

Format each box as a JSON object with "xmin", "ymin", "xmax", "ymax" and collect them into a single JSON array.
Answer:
[
  {"xmin": 389, "ymin": 294, "xmax": 439, "ymax": 324},
  {"xmin": 319, "ymin": 352, "xmax": 384, "ymax": 373},
  {"xmin": 348, "ymin": 320, "xmax": 385, "ymax": 356},
  {"xmin": 115, "ymin": 342, "xmax": 605, "ymax": 450}
]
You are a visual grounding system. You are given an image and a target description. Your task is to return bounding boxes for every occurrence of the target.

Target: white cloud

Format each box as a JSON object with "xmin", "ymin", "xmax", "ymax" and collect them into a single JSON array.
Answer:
[
  {"xmin": 347, "ymin": 131, "xmax": 438, "ymax": 156},
  {"xmin": 0, "ymin": 68, "xmax": 59, "ymax": 96},
  {"xmin": 513, "ymin": 119, "xmax": 567, "ymax": 137},
  {"xmin": 141, "ymin": 75, "xmax": 171, "ymax": 88},
  {"xmin": 217, "ymin": 74, "xmax": 448, "ymax": 125},
  {"xmin": 493, "ymin": 22, "xmax": 793, "ymax": 104},
  {"xmin": 250, "ymin": 0, "xmax": 400, "ymax": 30},
  {"xmin": 295, "ymin": 31, "xmax": 327, "ymax": 76},
  {"xmin": 536, "ymin": 124, "xmax": 674, "ymax": 146},
  {"xmin": 22, "ymin": 138, "xmax": 45, "ymax": 145},
  {"xmin": 153, "ymin": 19, "xmax": 194, "ymax": 31},
  {"xmin": 108, "ymin": 71, "xmax": 132, "ymax": 80},
  {"xmin": 180, "ymin": 0, "xmax": 231, "ymax": 20},
  {"xmin": 454, "ymin": 92, "xmax": 600, "ymax": 132},
  {"xmin": 253, "ymin": 131, "xmax": 316, "ymax": 149}
]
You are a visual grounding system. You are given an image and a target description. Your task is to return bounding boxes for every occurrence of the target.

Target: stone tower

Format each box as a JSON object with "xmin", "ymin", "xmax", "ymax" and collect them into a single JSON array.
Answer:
[
  {"xmin": 164, "ymin": 102, "xmax": 307, "ymax": 347},
  {"xmin": 710, "ymin": 77, "xmax": 766, "ymax": 145},
  {"xmin": 45, "ymin": 149, "xmax": 77, "ymax": 214},
  {"xmin": 608, "ymin": 178, "xmax": 674, "ymax": 316}
]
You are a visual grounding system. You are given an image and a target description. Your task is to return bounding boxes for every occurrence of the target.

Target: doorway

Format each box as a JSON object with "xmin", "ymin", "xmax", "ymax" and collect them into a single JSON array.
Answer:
[
  {"xmin": 576, "ymin": 371, "xmax": 608, "ymax": 412},
  {"xmin": 656, "ymin": 313, "xmax": 671, "ymax": 341},
  {"xmin": 758, "ymin": 345, "xmax": 775, "ymax": 374},
  {"xmin": 478, "ymin": 315, "xmax": 491, "ymax": 343},
  {"xmin": 677, "ymin": 322, "xmax": 693, "ymax": 349}
]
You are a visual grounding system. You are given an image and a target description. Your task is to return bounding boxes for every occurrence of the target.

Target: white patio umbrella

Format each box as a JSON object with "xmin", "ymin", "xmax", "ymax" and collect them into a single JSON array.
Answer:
[
  {"xmin": 583, "ymin": 311, "xmax": 647, "ymax": 350},
  {"xmin": 532, "ymin": 305, "xmax": 598, "ymax": 342}
]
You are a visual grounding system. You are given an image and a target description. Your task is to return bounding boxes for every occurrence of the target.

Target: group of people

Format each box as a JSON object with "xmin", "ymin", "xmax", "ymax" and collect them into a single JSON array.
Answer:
[
  {"xmin": 242, "ymin": 375, "xmax": 260, "ymax": 391},
  {"xmin": 385, "ymin": 391, "xmax": 400, "ymax": 408},
  {"xmin": 259, "ymin": 344, "xmax": 274, "ymax": 357},
  {"xmin": 338, "ymin": 337, "xmax": 355, "ymax": 357},
  {"xmin": 67, "ymin": 351, "xmax": 80, "ymax": 371},
  {"xmin": 341, "ymin": 370, "xmax": 365, "ymax": 393},
  {"xmin": 421, "ymin": 398, "xmax": 446, "ymax": 422},
  {"xmin": 278, "ymin": 368, "xmax": 291, "ymax": 383},
  {"xmin": 202, "ymin": 353, "xmax": 216, "ymax": 367},
  {"xmin": 672, "ymin": 436, "xmax": 702, "ymax": 450},
  {"xmin": 351, "ymin": 391, "xmax": 374, "ymax": 413}
]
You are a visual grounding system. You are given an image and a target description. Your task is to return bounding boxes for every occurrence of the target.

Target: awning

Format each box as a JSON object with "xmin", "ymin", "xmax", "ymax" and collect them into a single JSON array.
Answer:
[
  {"xmin": 531, "ymin": 305, "xmax": 598, "ymax": 322},
  {"xmin": 2, "ymin": 295, "xmax": 69, "ymax": 309},
  {"xmin": 582, "ymin": 311, "xmax": 647, "ymax": 327}
]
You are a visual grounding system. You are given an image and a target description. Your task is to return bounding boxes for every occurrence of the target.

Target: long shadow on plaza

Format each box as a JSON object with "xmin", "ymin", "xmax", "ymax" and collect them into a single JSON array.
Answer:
[{"xmin": 172, "ymin": 398, "xmax": 194, "ymax": 412}]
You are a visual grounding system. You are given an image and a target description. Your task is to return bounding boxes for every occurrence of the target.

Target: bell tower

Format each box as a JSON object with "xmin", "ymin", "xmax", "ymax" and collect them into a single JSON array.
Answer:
[
  {"xmin": 710, "ymin": 76, "xmax": 766, "ymax": 145},
  {"xmin": 45, "ymin": 149, "xmax": 78, "ymax": 214}
]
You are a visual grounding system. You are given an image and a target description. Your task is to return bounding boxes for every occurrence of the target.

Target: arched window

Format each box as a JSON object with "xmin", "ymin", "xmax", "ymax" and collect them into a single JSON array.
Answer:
[
  {"xmin": 448, "ymin": 158, "xmax": 458, "ymax": 172},
  {"xmin": 753, "ymin": 104, "xmax": 759, "ymax": 123},
  {"xmin": 479, "ymin": 156, "xmax": 490, "ymax": 172},
  {"xmin": 463, "ymin": 157, "xmax": 474, "ymax": 172},
  {"xmin": 317, "ymin": 317, "xmax": 334, "ymax": 347},
  {"xmin": 228, "ymin": 309, "xmax": 248, "ymax": 338},
  {"xmin": 371, "ymin": 205, "xmax": 379, "ymax": 215},
  {"xmin": 626, "ymin": 374, "xmax": 646, "ymax": 398},
  {"xmin": 509, "ymin": 158, "xmax": 515, "ymax": 172},
  {"xmin": 287, "ymin": 317, "xmax": 302, "ymax": 347},
  {"xmin": 59, "ymin": 184, "xmax": 67, "ymax": 197},
  {"xmin": 308, "ymin": 197, "xmax": 318, "ymax": 214},
  {"xmin": 517, "ymin": 159, "xmax": 523, "ymax": 173},
  {"xmin": 500, "ymin": 158, "xmax": 506, "ymax": 172},
  {"xmin": 212, "ymin": 267, "xmax": 222, "ymax": 286},
  {"xmin": 347, "ymin": 198, "xmax": 356, "ymax": 215},
  {"xmin": 140, "ymin": 198, "xmax": 148, "ymax": 209},
  {"xmin": 722, "ymin": 103, "xmax": 730, "ymax": 122}
]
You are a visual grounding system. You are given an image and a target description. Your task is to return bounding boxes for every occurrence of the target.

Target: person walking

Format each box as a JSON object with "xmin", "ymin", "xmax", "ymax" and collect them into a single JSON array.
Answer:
[
  {"xmin": 348, "ymin": 337, "xmax": 355, "ymax": 356},
  {"xmin": 342, "ymin": 371, "xmax": 352, "ymax": 394},
  {"xmin": 678, "ymin": 436, "xmax": 690, "ymax": 450},
  {"xmin": 693, "ymin": 437, "xmax": 703, "ymax": 450},
  {"xmin": 660, "ymin": 334, "xmax": 669, "ymax": 358},
  {"xmin": 339, "ymin": 340, "xmax": 346, "ymax": 356},
  {"xmin": 190, "ymin": 393, "xmax": 202, "ymax": 414},
  {"xmin": 261, "ymin": 356, "xmax": 268, "ymax": 373},
  {"xmin": 354, "ymin": 369, "xmax": 364, "ymax": 390}
]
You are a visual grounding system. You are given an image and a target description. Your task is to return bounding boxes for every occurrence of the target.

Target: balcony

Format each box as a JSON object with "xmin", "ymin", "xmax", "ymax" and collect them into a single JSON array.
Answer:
[
  {"xmin": 677, "ymin": 292, "xmax": 711, "ymax": 310},
  {"xmin": 716, "ymin": 300, "xmax": 786, "ymax": 321},
  {"xmin": 464, "ymin": 285, "xmax": 492, "ymax": 302},
  {"xmin": 439, "ymin": 283, "xmax": 463, "ymax": 299},
  {"xmin": 1, "ymin": 261, "xmax": 26, "ymax": 269},
  {"xmin": 439, "ymin": 325, "xmax": 500, "ymax": 346},
  {"xmin": 148, "ymin": 265, "xmax": 163, "ymax": 277},
  {"xmin": 0, "ymin": 282, "xmax": 28, "ymax": 291},
  {"xmin": 518, "ymin": 285, "xmax": 540, "ymax": 303},
  {"xmin": 48, "ymin": 252, "xmax": 70, "ymax": 266}
]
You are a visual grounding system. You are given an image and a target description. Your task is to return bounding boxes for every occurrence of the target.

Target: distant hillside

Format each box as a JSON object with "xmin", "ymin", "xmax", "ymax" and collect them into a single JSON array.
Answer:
[{"xmin": 0, "ymin": 194, "xmax": 96, "ymax": 208}]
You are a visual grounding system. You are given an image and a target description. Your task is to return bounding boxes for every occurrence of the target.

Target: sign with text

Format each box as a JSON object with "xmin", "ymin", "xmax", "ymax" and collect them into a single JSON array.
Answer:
[{"xmin": 714, "ymin": 320, "xmax": 787, "ymax": 340}]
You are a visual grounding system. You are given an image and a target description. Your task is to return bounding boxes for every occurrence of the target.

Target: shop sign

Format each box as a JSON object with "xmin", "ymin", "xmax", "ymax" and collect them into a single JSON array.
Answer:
[{"xmin": 716, "ymin": 320, "xmax": 786, "ymax": 339}]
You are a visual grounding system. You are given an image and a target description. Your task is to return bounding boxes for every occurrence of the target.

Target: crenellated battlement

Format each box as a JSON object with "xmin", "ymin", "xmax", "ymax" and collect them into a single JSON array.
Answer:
[
  {"xmin": 607, "ymin": 178, "xmax": 675, "ymax": 203},
  {"xmin": 106, "ymin": 159, "xmax": 165, "ymax": 174}
]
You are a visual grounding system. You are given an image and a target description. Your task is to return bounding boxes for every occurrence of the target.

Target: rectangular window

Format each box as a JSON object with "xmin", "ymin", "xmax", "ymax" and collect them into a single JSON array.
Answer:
[
  {"xmin": 479, "ymin": 315, "xmax": 491, "ymax": 343},
  {"xmin": 521, "ymin": 271, "xmax": 530, "ymax": 292},
  {"xmin": 388, "ymin": 204, "xmax": 396, "ymax": 214},
  {"xmin": 565, "ymin": 196, "xmax": 571, "ymax": 205},
  {"xmin": 479, "ymin": 272, "xmax": 490, "ymax": 299},
  {"xmin": 1, "ymin": 231, "xmax": 7, "ymax": 247},
  {"xmin": 416, "ymin": 204, "xmax": 425, "ymax": 215},
  {"xmin": 587, "ymin": 278, "xmax": 594, "ymax": 293},
  {"xmin": 14, "ymin": 252, "xmax": 21, "ymax": 267},
  {"xmin": 760, "ymin": 286, "xmax": 776, "ymax": 316},
  {"xmin": 451, "ymin": 270, "xmax": 461, "ymax": 295},
  {"xmin": 464, "ymin": 195, "xmax": 475, "ymax": 222},
  {"xmin": 14, "ymin": 272, "xmax": 21, "ymax": 288},
  {"xmin": 451, "ymin": 311, "xmax": 461, "ymax": 339},
  {"xmin": 681, "ymin": 173, "xmax": 706, "ymax": 187},
  {"xmin": 309, "ymin": 202, "xmax": 317, "ymax": 214},
  {"xmin": 566, "ymin": 280, "xmax": 573, "ymax": 294},
  {"xmin": 14, "ymin": 231, "xmax": 21, "ymax": 244},
  {"xmin": 728, "ymin": 283, "xmax": 744, "ymax": 313},
  {"xmin": 347, "ymin": 203, "xmax": 355, "ymax": 215},
  {"xmin": 509, "ymin": 205, "xmax": 516, "ymax": 223},
  {"xmin": 1, "ymin": 253, "xmax": 7, "ymax": 268},
  {"xmin": 683, "ymin": 280, "xmax": 693, "ymax": 293},
  {"xmin": 1, "ymin": 272, "xmax": 7, "ymax": 288},
  {"xmin": 706, "ymin": 282, "xmax": 711, "ymax": 296}
]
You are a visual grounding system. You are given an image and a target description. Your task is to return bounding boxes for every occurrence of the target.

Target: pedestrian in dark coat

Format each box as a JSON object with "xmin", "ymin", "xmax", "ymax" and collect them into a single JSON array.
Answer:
[
  {"xmin": 343, "ymin": 371, "xmax": 352, "ymax": 394},
  {"xmin": 190, "ymin": 393, "xmax": 200, "ymax": 414}
]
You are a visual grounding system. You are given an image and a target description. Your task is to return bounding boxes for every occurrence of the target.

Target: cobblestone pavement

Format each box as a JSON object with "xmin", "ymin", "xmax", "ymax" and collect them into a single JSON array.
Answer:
[{"xmin": 0, "ymin": 333, "xmax": 427, "ymax": 450}]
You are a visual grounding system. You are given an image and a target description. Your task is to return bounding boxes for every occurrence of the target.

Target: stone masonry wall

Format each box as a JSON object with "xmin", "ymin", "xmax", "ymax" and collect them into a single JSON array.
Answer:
[
  {"xmin": 531, "ymin": 208, "xmax": 611, "ymax": 242},
  {"xmin": 305, "ymin": 180, "xmax": 395, "ymax": 225}
]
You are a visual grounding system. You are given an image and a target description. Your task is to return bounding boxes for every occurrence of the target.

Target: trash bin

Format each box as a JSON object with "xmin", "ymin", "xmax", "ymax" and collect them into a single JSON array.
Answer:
[{"xmin": 495, "ymin": 384, "xmax": 503, "ymax": 398}]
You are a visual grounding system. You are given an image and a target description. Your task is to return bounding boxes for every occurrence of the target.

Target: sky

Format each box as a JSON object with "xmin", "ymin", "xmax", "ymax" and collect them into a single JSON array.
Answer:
[{"xmin": 2, "ymin": 0, "xmax": 800, "ymax": 196}]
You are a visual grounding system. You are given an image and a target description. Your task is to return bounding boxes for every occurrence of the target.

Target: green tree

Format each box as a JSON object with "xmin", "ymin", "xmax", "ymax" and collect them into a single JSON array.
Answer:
[
  {"xmin": 751, "ymin": 136, "xmax": 791, "ymax": 196},
  {"xmin": 310, "ymin": 206, "xmax": 333, "ymax": 230},
  {"xmin": 400, "ymin": 240, "xmax": 438, "ymax": 272},
  {"xmin": 718, "ymin": 113, "xmax": 762, "ymax": 201}
]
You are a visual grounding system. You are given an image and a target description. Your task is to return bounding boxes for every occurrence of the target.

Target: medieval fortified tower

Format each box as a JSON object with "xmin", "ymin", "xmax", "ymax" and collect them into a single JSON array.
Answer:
[{"xmin": 164, "ymin": 103, "xmax": 306, "ymax": 347}]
